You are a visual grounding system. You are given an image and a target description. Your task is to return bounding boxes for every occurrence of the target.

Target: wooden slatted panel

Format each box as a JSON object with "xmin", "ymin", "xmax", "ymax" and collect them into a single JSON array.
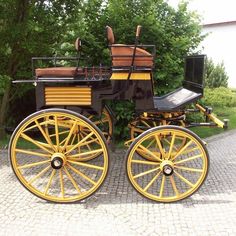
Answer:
[{"xmin": 45, "ymin": 87, "xmax": 91, "ymax": 106}]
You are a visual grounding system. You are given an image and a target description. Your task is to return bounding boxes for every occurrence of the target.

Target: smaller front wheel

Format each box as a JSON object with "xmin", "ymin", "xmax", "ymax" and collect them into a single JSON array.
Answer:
[{"xmin": 126, "ymin": 125, "xmax": 209, "ymax": 202}]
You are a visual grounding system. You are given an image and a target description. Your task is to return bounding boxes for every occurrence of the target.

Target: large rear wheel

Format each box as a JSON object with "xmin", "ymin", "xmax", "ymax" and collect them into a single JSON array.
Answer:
[{"xmin": 9, "ymin": 109, "xmax": 109, "ymax": 203}]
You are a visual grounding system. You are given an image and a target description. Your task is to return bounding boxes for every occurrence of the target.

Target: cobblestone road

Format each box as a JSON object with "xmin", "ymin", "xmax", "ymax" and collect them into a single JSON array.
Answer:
[{"xmin": 0, "ymin": 130, "xmax": 236, "ymax": 236}]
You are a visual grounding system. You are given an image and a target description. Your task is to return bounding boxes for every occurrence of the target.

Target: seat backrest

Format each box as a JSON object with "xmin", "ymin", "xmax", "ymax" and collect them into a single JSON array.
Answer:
[
  {"xmin": 106, "ymin": 26, "xmax": 115, "ymax": 45},
  {"xmin": 183, "ymin": 54, "xmax": 206, "ymax": 94},
  {"xmin": 74, "ymin": 37, "xmax": 81, "ymax": 52}
]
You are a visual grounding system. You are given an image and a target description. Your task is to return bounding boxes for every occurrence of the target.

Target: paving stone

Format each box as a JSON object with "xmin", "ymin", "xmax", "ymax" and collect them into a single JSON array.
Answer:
[{"xmin": 0, "ymin": 130, "xmax": 236, "ymax": 235}]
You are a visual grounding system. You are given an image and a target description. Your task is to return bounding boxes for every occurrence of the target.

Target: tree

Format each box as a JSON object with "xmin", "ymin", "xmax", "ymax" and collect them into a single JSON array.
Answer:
[
  {"xmin": 0, "ymin": 0, "xmax": 83, "ymax": 138},
  {"xmin": 204, "ymin": 58, "xmax": 228, "ymax": 88}
]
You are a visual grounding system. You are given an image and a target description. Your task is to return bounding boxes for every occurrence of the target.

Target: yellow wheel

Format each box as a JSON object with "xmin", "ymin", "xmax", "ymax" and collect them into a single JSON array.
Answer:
[
  {"xmin": 126, "ymin": 125, "xmax": 209, "ymax": 202},
  {"xmin": 9, "ymin": 109, "xmax": 109, "ymax": 203},
  {"xmin": 79, "ymin": 106, "xmax": 113, "ymax": 161},
  {"xmin": 89, "ymin": 106, "xmax": 113, "ymax": 143}
]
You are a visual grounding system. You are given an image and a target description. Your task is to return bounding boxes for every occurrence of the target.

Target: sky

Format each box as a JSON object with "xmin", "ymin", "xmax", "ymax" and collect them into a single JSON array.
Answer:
[{"xmin": 167, "ymin": 0, "xmax": 236, "ymax": 24}]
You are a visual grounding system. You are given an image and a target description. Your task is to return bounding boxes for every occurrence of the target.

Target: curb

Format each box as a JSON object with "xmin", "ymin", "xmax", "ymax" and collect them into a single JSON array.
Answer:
[{"xmin": 204, "ymin": 128, "xmax": 236, "ymax": 143}]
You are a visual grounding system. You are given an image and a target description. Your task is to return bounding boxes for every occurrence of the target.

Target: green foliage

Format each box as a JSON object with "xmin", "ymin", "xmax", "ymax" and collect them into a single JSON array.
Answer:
[
  {"xmin": 202, "ymin": 87, "xmax": 236, "ymax": 108},
  {"xmin": 0, "ymin": 0, "xmax": 84, "ymax": 127},
  {"xmin": 0, "ymin": 75, "xmax": 11, "ymax": 96},
  {"xmin": 0, "ymin": 0, "xmax": 205, "ymax": 139},
  {"xmin": 204, "ymin": 58, "xmax": 228, "ymax": 88},
  {"xmin": 108, "ymin": 100, "xmax": 135, "ymax": 140}
]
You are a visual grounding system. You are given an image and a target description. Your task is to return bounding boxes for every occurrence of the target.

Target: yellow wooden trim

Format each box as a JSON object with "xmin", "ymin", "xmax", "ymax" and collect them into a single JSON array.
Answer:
[
  {"xmin": 45, "ymin": 87, "xmax": 91, "ymax": 106},
  {"xmin": 110, "ymin": 73, "xmax": 151, "ymax": 80}
]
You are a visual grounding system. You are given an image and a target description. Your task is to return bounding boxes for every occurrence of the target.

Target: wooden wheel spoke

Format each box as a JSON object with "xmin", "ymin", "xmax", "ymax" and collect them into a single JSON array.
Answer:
[
  {"xmin": 81, "ymin": 130, "xmax": 100, "ymax": 146},
  {"xmin": 59, "ymin": 169, "xmax": 65, "ymax": 198},
  {"xmin": 59, "ymin": 136, "xmax": 68, "ymax": 146},
  {"xmin": 62, "ymin": 121, "xmax": 78, "ymax": 151},
  {"xmin": 132, "ymin": 127, "xmax": 145, "ymax": 133},
  {"xmin": 35, "ymin": 120, "xmax": 56, "ymax": 151},
  {"xmin": 65, "ymin": 131, "xmax": 94, "ymax": 155},
  {"xmin": 133, "ymin": 166, "xmax": 160, "ymax": 179},
  {"xmin": 174, "ymin": 154, "xmax": 203, "ymax": 165},
  {"xmin": 167, "ymin": 134, "xmax": 176, "ymax": 159},
  {"xmin": 28, "ymin": 165, "xmax": 51, "ymax": 184},
  {"xmin": 131, "ymin": 159, "xmax": 160, "ymax": 165},
  {"xmin": 63, "ymin": 166, "xmax": 81, "ymax": 194},
  {"xmin": 54, "ymin": 115, "xmax": 60, "ymax": 150},
  {"xmin": 20, "ymin": 133, "xmax": 53, "ymax": 154},
  {"xmin": 146, "ymin": 138, "xmax": 156, "ymax": 149},
  {"xmin": 174, "ymin": 170, "xmax": 194, "ymax": 188},
  {"xmin": 181, "ymin": 147, "xmax": 200, "ymax": 155},
  {"xmin": 137, "ymin": 145, "xmax": 162, "ymax": 162},
  {"xmin": 93, "ymin": 118, "xmax": 109, "ymax": 125},
  {"xmin": 141, "ymin": 120, "xmax": 151, "ymax": 127},
  {"xmin": 49, "ymin": 130, "xmax": 69, "ymax": 138},
  {"xmin": 170, "ymin": 175, "xmax": 179, "ymax": 196},
  {"xmin": 70, "ymin": 133, "xmax": 77, "ymax": 145},
  {"xmin": 174, "ymin": 165, "xmax": 203, "ymax": 173},
  {"xmin": 80, "ymin": 133, "xmax": 92, "ymax": 151},
  {"xmin": 67, "ymin": 160, "xmax": 104, "ymax": 170},
  {"xmin": 155, "ymin": 135, "xmax": 165, "ymax": 157},
  {"xmin": 67, "ymin": 164, "xmax": 96, "ymax": 185},
  {"xmin": 17, "ymin": 159, "xmax": 51, "ymax": 169},
  {"xmin": 159, "ymin": 175, "xmax": 165, "ymax": 197},
  {"xmin": 44, "ymin": 169, "xmax": 56, "ymax": 195},
  {"xmin": 15, "ymin": 149, "xmax": 51, "ymax": 158},
  {"xmin": 163, "ymin": 138, "xmax": 178, "ymax": 151},
  {"xmin": 68, "ymin": 148, "xmax": 103, "ymax": 159},
  {"xmin": 143, "ymin": 171, "xmax": 161, "ymax": 192},
  {"xmin": 23, "ymin": 120, "xmax": 54, "ymax": 132},
  {"xmin": 172, "ymin": 140, "xmax": 193, "ymax": 161}
]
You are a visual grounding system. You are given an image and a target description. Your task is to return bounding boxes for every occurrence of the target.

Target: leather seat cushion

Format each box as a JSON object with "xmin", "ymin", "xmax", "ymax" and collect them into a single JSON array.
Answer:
[
  {"xmin": 111, "ymin": 44, "xmax": 153, "ymax": 67},
  {"xmin": 36, "ymin": 67, "xmax": 83, "ymax": 77}
]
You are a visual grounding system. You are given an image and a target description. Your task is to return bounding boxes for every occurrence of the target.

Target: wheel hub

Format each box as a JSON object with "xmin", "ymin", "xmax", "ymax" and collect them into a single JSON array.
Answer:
[
  {"xmin": 51, "ymin": 153, "xmax": 66, "ymax": 169},
  {"xmin": 160, "ymin": 160, "xmax": 174, "ymax": 176}
]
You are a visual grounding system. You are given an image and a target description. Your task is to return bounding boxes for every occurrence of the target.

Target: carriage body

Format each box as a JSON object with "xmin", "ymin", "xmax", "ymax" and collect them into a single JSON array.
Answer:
[{"xmin": 9, "ymin": 26, "xmax": 227, "ymax": 203}]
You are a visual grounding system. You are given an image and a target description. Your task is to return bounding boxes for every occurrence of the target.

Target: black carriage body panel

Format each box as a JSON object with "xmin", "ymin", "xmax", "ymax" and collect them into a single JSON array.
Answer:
[{"xmin": 35, "ymin": 77, "xmax": 155, "ymax": 114}]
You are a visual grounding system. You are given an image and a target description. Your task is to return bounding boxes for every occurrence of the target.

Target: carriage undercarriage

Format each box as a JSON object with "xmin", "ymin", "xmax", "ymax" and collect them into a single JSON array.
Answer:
[{"xmin": 9, "ymin": 26, "xmax": 227, "ymax": 203}]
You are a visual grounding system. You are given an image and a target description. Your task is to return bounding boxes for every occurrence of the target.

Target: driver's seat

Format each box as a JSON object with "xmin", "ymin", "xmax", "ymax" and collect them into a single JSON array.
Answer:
[{"xmin": 106, "ymin": 26, "xmax": 153, "ymax": 67}]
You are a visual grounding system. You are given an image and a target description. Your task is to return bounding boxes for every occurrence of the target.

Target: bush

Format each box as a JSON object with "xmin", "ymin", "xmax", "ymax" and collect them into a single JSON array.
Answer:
[
  {"xmin": 202, "ymin": 87, "xmax": 236, "ymax": 108},
  {"xmin": 204, "ymin": 59, "xmax": 228, "ymax": 88}
]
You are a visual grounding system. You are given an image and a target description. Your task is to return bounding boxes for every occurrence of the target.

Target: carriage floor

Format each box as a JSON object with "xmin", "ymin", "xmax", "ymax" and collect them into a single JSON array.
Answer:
[{"xmin": 153, "ymin": 87, "xmax": 202, "ymax": 111}]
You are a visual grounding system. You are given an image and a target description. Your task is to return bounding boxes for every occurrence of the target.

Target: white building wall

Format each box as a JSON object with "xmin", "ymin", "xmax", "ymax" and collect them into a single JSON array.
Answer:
[{"xmin": 201, "ymin": 23, "xmax": 236, "ymax": 88}]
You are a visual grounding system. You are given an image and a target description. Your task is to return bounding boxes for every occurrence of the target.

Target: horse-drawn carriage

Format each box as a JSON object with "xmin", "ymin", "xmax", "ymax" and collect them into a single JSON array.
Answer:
[{"xmin": 9, "ymin": 26, "xmax": 227, "ymax": 203}]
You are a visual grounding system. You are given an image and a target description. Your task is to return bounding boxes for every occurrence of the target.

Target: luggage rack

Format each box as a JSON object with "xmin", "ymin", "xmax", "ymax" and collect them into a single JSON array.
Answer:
[{"xmin": 13, "ymin": 56, "xmax": 111, "ymax": 83}]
